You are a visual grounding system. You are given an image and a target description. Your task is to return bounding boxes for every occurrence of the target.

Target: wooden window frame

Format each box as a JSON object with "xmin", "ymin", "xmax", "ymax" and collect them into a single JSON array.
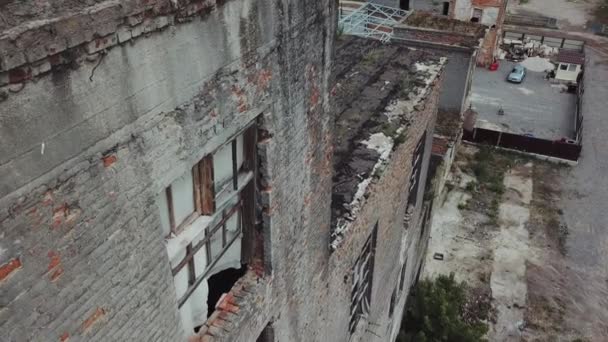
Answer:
[{"xmin": 166, "ymin": 124, "xmax": 258, "ymax": 309}]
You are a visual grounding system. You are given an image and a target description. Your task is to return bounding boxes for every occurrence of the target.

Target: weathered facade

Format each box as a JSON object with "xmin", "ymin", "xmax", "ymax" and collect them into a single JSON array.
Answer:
[{"xmin": 0, "ymin": 0, "xmax": 442, "ymax": 341}]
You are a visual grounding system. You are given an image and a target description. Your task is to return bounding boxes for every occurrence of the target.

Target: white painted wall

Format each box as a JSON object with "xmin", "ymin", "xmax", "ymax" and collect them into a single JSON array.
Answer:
[
  {"xmin": 481, "ymin": 7, "xmax": 499, "ymax": 26},
  {"xmin": 454, "ymin": 0, "xmax": 473, "ymax": 21}
]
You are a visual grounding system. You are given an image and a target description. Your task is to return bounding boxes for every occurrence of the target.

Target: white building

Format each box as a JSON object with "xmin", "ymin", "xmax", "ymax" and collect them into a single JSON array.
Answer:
[{"xmin": 555, "ymin": 50, "xmax": 585, "ymax": 84}]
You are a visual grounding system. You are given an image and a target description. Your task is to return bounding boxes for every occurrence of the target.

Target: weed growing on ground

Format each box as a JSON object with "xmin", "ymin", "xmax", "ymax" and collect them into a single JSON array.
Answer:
[
  {"xmin": 461, "ymin": 146, "xmax": 529, "ymax": 227},
  {"xmin": 398, "ymin": 274, "xmax": 489, "ymax": 342}
]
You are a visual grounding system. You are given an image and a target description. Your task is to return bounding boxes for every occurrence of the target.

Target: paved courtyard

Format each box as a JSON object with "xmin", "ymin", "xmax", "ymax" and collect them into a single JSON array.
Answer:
[{"xmin": 471, "ymin": 60, "xmax": 576, "ymax": 140}]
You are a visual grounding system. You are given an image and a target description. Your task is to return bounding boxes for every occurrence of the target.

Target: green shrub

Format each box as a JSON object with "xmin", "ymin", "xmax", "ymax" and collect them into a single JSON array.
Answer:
[{"xmin": 399, "ymin": 274, "xmax": 489, "ymax": 342}]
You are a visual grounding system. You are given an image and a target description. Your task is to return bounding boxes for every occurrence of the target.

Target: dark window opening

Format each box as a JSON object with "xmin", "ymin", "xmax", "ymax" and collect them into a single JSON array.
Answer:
[
  {"xmin": 389, "ymin": 286, "xmax": 398, "ymax": 317},
  {"xmin": 349, "ymin": 223, "xmax": 378, "ymax": 334},
  {"xmin": 414, "ymin": 263, "xmax": 423, "ymax": 284},
  {"xmin": 442, "ymin": 2, "xmax": 450, "ymax": 15},
  {"xmin": 399, "ymin": 261, "xmax": 407, "ymax": 292},
  {"xmin": 400, "ymin": 0, "xmax": 410, "ymax": 10},
  {"xmin": 471, "ymin": 8, "xmax": 482, "ymax": 22},
  {"xmin": 256, "ymin": 323, "xmax": 275, "ymax": 342},
  {"xmin": 206, "ymin": 266, "xmax": 247, "ymax": 318},
  {"xmin": 419, "ymin": 205, "xmax": 431, "ymax": 241}
]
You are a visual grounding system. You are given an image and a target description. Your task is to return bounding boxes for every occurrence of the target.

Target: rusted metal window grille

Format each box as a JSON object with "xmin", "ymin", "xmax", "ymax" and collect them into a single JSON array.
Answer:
[
  {"xmin": 163, "ymin": 125, "xmax": 256, "ymax": 308},
  {"xmin": 349, "ymin": 223, "xmax": 378, "ymax": 334}
]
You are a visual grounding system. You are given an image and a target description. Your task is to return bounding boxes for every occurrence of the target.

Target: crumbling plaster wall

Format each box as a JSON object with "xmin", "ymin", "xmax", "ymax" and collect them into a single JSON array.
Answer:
[
  {"xmin": 0, "ymin": 0, "xmax": 337, "ymax": 341},
  {"xmin": 326, "ymin": 73, "xmax": 442, "ymax": 342}
]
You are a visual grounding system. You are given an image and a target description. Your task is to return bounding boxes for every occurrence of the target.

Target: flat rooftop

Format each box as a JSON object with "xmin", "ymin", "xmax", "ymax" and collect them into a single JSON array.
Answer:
[
  {"xmin": 330, "ymin": 36, "xmax": 443, "ymax": 249},
  {"xmin": 471, "ymin": 60, "xmax": 576, "ymax": 140}
]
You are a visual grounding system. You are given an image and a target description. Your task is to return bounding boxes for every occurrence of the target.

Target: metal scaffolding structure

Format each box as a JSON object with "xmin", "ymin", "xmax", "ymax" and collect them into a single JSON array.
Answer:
[{"xmin": 338, "ymin": 2, "xmax": 410, "ymax": 43}]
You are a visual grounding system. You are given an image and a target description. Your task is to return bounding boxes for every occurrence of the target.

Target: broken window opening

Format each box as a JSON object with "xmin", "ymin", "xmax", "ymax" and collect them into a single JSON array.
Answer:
[
  {"xmin": 158, "ymin": 123, "xmax": 261, "ymax": 335},
  {"xmin": 400, "ymin": 0, "xmax": 410, "ymax": 11},
  {"xmin": 560, "ymin": 64, "xmax": 569, "ymax": 71},
  {"xmin": 471, "ymin": 8, "xmax": 482, "ymax": 22},
  {"xmin": 349, "ymin": 223, "xmax": 378, "ymax": 334},
  {"xmin": 256, "ymin": 322, "xmax": 275, "ymax": 342},
  {"xmin": 442, "ymin": 2, "xmax": 450, "ymax": 16},
  {"xmin": 206, "ymin": 266, "xmax": 248, "ymax": 318}
]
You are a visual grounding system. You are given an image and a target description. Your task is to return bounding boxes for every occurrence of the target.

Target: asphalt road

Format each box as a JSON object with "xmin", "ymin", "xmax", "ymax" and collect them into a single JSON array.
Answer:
[{"xmin": 555, "ymin": 49, "xmax": 608, "ymax": 339}]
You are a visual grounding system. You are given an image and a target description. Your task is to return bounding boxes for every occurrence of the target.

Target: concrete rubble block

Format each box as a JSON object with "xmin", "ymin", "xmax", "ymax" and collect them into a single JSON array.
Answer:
[
  {"xmin": 130, "ymin": 24, "xmax": 145, "ymax": 39},
  {"xmin": 31, "ymin": 59, "xmax": 52, "ymax": 77},
  {"xmin": 117, "ymin": 27, "xmax": 133, "ymax": 44},
  {"xmin": 127, "ymin": 13, "xmax": 145, "ymax": 26}
]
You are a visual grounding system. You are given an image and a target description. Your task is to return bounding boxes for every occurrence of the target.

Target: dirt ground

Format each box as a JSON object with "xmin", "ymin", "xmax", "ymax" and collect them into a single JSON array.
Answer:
[
  {"xmin": 507, "ymin": 0, "xmax": 600, "ymax": 30},
  {"xmin": 422, "ymin": 145, "xmax": 597, "ymax": 341},
  {"xmin": 424, "ymin": 145, "xmax": 529, "ymax": 340}
]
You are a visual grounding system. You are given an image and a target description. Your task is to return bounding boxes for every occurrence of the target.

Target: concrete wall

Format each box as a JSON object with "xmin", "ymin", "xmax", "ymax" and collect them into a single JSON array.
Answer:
[
  {"xmin": 393, "ymin": 27, "xmax": 476, "ymax": 113},
  {"xmin": 0, "ymin": 0, "xmax": 338, "ymax": 341}
]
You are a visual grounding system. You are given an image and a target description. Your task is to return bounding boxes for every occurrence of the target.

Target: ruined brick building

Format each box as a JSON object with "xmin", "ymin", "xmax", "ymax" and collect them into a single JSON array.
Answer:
[
  {"xmin": 372, "ymin": 0, "xmax": 507, "ymax": 66},
  {"xmin": 0, "ymin": 0, "xmax": 443, "ymax": 341}
]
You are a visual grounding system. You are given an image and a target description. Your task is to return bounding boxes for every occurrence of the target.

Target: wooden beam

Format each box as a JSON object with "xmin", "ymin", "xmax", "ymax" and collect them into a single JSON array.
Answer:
[{"xmin": 199, "ymin": 155, "xmax": 215, "ymax": 215}]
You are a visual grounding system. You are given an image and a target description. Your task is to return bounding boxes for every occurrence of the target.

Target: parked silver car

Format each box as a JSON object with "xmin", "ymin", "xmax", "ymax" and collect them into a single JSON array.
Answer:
[{"xmin": 507, "ymin": 64, "xmax": 526, "ymax": 83}]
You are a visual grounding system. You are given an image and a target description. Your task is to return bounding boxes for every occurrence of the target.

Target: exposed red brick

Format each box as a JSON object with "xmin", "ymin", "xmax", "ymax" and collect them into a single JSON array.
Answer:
[
  {"xmin": 215, "ymin": 294, "xmax": 239, "ymax": 314},
  {"xmin": 0, "ymin": 258, "xmax": 22, "ymax": 282},
  {"xmin": 50, "ymin": 266, "xmax": 64, "ymax": 282},
  {"xmin": 256, "ymin": 69, "xmax": 272, "ymax": 90},
  {"xmin": 59, "ymin": 332, "xmax": 70, "ymax": 342},
  {"xmin": 432, "ymin": 138, "xmax": 448, "ymax": 156},
  {"xmin": 187, "ymin": 335, "xmax": 203, "ymax": 342},
  {"xmin": 48, "ymin": 251, "xmax": 61, "ymax": 271},
  {"xmin": 102, "ymin": 154, "xmax": 117, "ymax": 167},
  {"xmin": 81, "ymin": 307, "xmax": 106, "ymax": 332}
]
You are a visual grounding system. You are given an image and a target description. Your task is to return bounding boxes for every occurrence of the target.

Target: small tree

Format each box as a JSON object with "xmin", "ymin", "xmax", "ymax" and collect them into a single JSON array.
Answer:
[{"xmin": 399, "ymin": 273, "xmax": 488, "ymax": 342}]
